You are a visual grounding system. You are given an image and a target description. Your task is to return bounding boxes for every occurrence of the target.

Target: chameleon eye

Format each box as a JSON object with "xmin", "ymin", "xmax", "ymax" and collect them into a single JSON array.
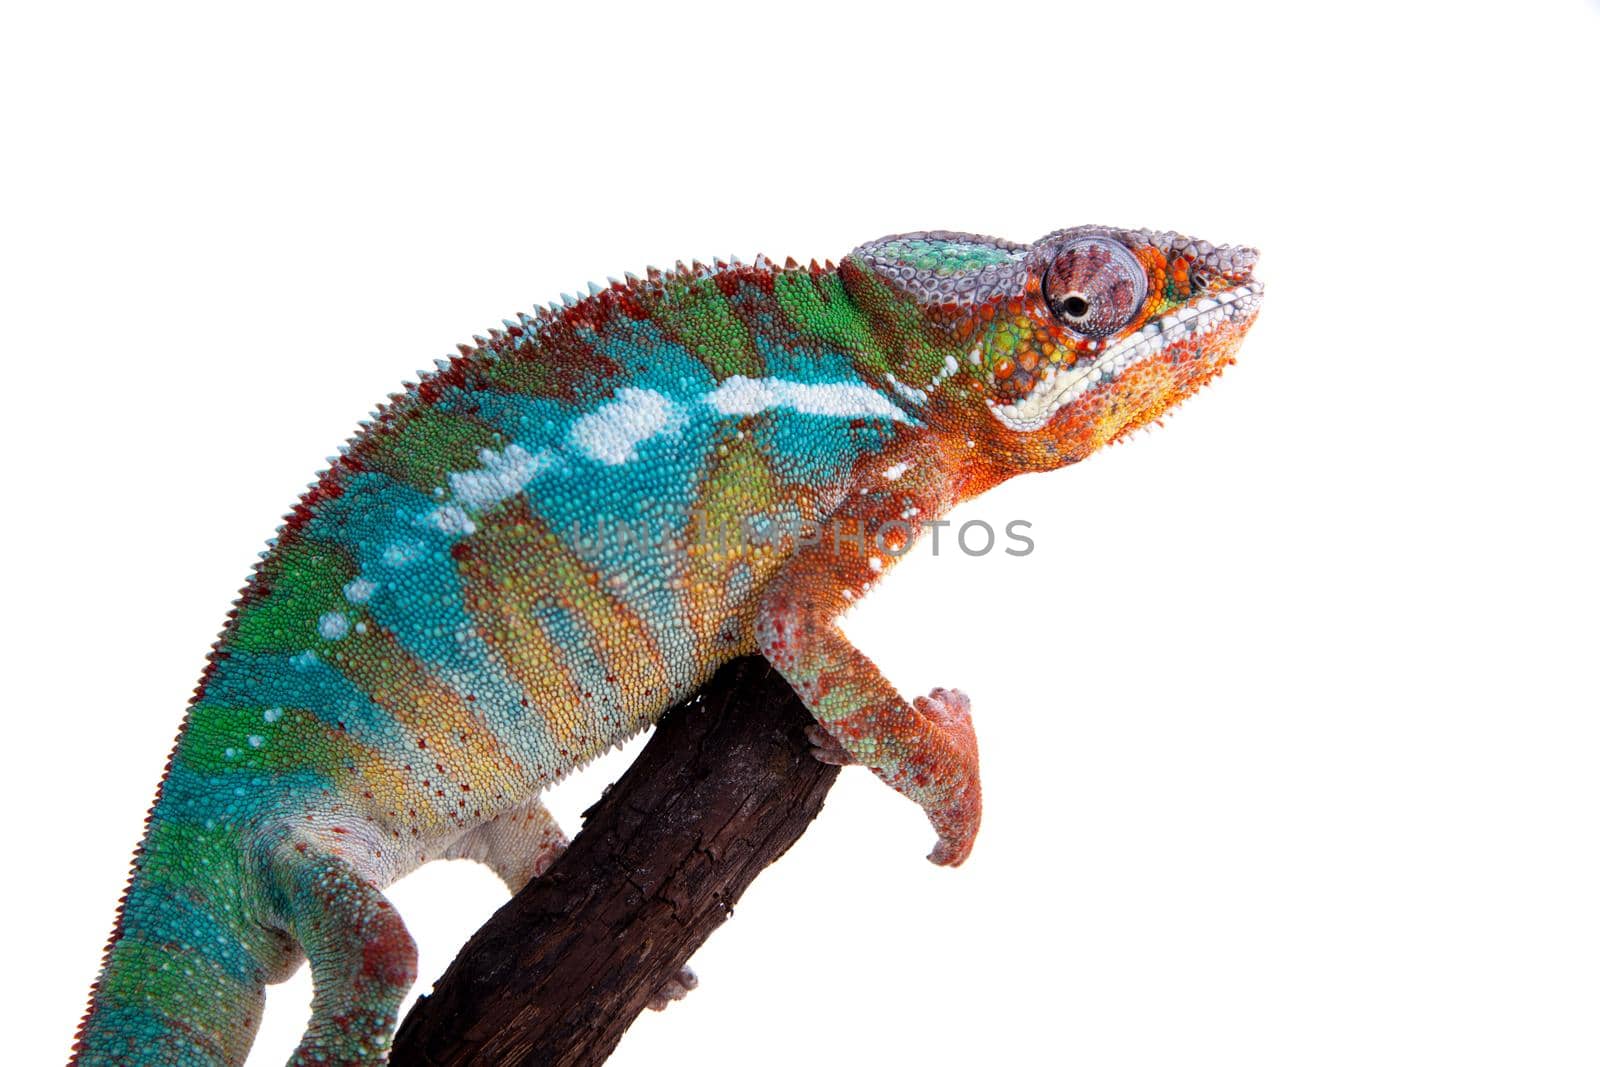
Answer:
[{"xmin": 1043, "ymin": 237, "xmax": 1147, "ymax": 337}]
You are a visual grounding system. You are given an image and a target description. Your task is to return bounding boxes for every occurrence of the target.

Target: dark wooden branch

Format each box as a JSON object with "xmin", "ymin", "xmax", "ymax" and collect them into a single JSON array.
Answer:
[{"xmin": 390, "ymin": 656, "xmax": 839, "ymax": 1066}]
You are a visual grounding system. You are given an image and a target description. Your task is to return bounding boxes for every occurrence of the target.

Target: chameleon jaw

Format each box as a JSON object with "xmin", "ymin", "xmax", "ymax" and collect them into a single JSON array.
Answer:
[{"xmin": 988, "ymin": 280, "xmax": 1265, "ymax": 432}]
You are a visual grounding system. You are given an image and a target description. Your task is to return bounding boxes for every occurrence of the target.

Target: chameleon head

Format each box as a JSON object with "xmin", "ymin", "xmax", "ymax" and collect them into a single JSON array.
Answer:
[{"xmin": 842, "ymin": 226, "xmax": 1263, "ymax": 469}]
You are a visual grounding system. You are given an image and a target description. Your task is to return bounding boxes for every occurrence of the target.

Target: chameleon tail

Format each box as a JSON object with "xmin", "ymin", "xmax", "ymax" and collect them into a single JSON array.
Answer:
[{"xmin": 70, "ymin": 821, "xmax": 280, "ymax": 1066}]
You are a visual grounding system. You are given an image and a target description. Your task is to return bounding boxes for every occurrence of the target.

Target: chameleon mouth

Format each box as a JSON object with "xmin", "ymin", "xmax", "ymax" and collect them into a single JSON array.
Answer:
[{"xmin": 989, "ymin": 280, "xmax": 1265, "ymax": 431}]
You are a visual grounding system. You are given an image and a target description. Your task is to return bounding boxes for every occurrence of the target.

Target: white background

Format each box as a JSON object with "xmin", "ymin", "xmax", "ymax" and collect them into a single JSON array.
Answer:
[{"xmin": 5, "ymin": 2, "xmax": 1597, "ymax": 1064}]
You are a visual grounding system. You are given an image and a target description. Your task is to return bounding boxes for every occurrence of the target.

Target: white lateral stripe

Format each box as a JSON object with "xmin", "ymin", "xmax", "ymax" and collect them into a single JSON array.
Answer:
[
  {"xmin": 705, "ymin": 376, "xmax": 907, "ymax": 422},
  {"xmin": 568, "ymin": 387, "xmax": 686, "ymax": 465},
  {"xmin": 448, "ymin": 443, "xmax": 555, "ymax": 509}
]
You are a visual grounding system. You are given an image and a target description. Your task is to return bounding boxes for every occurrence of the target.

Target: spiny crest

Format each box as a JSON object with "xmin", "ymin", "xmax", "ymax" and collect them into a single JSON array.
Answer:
[
  {"xmin": 273, "ymin": 250, "xmax": 837, "ymax": 558},
  {"xmin": 442, "ymin": 251, "xmax": 831, "ymax": 360}
]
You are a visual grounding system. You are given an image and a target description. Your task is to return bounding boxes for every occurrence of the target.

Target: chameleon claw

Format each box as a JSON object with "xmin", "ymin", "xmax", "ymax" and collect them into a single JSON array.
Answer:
[
  {"xmin": 805, "ymin": 723, "xmax": 854, "ymax": 765},
  {"xmin": 928, "ymin": 834, "xmax": 973, "ymax": 867},
  {"xmin": 646, "ymin": 964, "xmax": 699, "ymax": 1011},
  {"xmin": 913, "ymin": 687, "xmax": 974, "ymax": 736}
]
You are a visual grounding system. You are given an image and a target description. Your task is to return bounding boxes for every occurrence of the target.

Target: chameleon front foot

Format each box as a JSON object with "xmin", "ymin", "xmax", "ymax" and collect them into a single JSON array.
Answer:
[
  {"xmin": 915, "ymin": 687, "xmax": 975, "ymax": 739},
  {"xmin": 646, "ymin": 964, "xmax": 699, "ymax": 1011},
  {"xmin": 911, "ymin": 687, "xmax": 981, "ymax": 867},
  {"xmin": 810, "ymin": 686, "xmax": 982, "ymax": 866}
]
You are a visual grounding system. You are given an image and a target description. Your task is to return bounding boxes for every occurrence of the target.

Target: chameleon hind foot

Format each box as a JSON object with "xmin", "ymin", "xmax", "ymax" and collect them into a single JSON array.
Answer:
[
  {"xmin": 646, "ymin": 965, "xmax": 699, "ymax": 1011},
  {"xmin": 805, "ymin": 722, "xmax": 855, "ymax": 765}
]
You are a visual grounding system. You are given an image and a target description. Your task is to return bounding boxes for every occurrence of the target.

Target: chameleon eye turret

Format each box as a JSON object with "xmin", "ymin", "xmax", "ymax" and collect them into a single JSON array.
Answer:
[
  {"xmin": 961, "ymin": 226, "xmax": 1262, "ymax": 450},
  {"xmin": 1042, "ymin": 236, "xmax": 1147, "ymax": 337}
]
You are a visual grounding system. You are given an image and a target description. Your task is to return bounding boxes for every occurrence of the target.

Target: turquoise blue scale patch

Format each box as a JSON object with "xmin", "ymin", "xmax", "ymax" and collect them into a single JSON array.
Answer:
[
  {"xmin": 118, "ymin": 888, "xmax": 263, "ymax": 985},
  {"xmin": 297, "ymin": 470, "xmax": 531, "ymax": 716},
  {"xmin": 200, "ymin": 648, "xmax": 403, "ymax": 744},
  {"xmin": 750, "ymin": 407, "xmax": 902, "ymax": 488},
  {"xmin": 76, "ymin": 1006, "xmax": 234, "ymax": 1062},
  {"xmin": 153, "ymin": 761, "xmax": 336, "ymax": 824},
  {"xmin": 587, "ymin": 319, "xmax": 720, "ymax": 397},
  {"xmin": 436, "ymin": 387, "xmax": 572, "ymax": 454},
  {"xmin": 750, "ymin": 331, "xmax": 869, "ymax": 382}
]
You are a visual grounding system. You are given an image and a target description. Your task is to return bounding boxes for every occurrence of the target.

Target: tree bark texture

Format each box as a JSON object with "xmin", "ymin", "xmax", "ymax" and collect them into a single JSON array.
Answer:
[{"xmin": 390, "ymin": 655, "xmax": 838, "ymax": 1066}]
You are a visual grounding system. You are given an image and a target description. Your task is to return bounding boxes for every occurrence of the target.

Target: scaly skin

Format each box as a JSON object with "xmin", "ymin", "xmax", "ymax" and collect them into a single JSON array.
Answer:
[{"xmin": 72, "ymin": 226, "xmax": 1262, "ymax": 1065}]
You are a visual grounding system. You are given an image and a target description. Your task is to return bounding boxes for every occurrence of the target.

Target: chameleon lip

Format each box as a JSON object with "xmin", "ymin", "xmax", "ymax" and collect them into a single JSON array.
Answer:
[{"xmin": 988, "ymin": 280, "xmax": 1264, "ymax": 431}]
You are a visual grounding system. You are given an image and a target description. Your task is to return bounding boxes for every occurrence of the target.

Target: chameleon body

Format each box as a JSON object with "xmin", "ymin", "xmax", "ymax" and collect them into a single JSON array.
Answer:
[{"xmin": 73, "ymin": 226, "xmax": 1262, "ymax": 1065}]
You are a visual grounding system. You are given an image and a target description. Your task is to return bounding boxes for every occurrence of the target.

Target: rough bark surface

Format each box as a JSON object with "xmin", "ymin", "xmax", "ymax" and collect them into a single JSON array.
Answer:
[{"xmin": 390, "ymin": 656, "xmax": 839, "ymax": 1066}]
